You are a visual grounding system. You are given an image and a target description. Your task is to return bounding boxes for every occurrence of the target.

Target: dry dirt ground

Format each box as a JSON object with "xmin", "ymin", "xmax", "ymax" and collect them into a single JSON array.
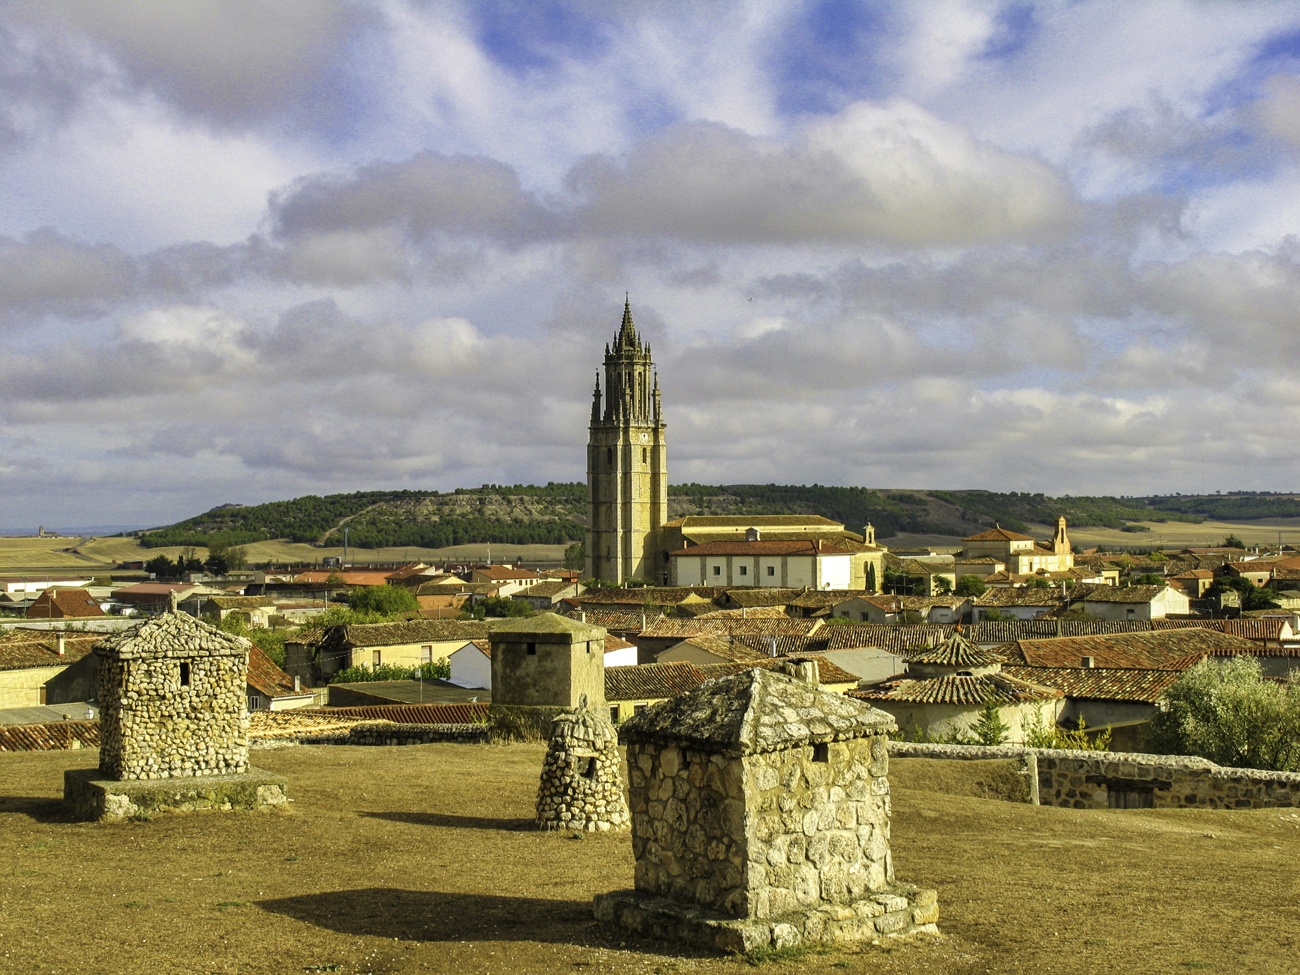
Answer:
[{"xmin": 2, "ymin": 746, "xmax": 1298, "ymax": 975}]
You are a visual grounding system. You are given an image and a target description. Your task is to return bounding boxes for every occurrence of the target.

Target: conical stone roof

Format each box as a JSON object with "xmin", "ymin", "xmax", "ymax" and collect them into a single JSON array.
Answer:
[
  {"xmin": 617, "ymin": 666, "xmax": 895, "ymax": 756},
  {"xmin": 94, "ymin": 610, "xmax": 250, "ymax": 660},
  {"xmin": 908, "ymin": 633, "xmax": 1003, "ymax": 669}
]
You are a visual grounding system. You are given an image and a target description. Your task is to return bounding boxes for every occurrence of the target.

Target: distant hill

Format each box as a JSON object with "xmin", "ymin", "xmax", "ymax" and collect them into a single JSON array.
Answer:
[{"xmin": 124, "ymin": 485, "xmax": 1300, "ymax": 552}]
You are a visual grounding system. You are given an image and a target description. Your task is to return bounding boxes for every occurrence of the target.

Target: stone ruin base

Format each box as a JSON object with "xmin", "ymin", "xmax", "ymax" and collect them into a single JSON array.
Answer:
[
  {"xmin": 593, "ymin": 883, "xmax": 939, "ymax": 955},
  {"xmin": 64, "ymin": 767, "xmax": 289, "ymax": 822}
]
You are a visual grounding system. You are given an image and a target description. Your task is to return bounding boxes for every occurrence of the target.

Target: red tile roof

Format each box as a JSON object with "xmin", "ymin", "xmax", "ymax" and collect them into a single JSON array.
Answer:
[
  {"xmin": 852, "ymin": 672, "xmax": 1059, "ymax": 706},
  {"xmin": 964, "ymin": 527, "xmax": 1036, "ymax": 542},
  {"xmin": 246, "ymin": 645, "xmax": 299, "ymax": 698},
  {"xmin": 0, "ymin": 719, "xmax": 100, "ymax": 751},
  {"xmin": 605, "ymin": 662, "xmax": 708, "ymax": 701},
  {"xmin": 1002, "ymin": 665, "xmax": 1180, "ymax": 703},
  {"xmin": 25, "ymin": 588, "xmax": 104, "ymax": 618},
  {"xmin": 669, "ymin": 538, "xmax": 870, "ymax": 557},
  {"xmin": 999, "ymin": 628, "xmax": 1260, "ymax": 669}
]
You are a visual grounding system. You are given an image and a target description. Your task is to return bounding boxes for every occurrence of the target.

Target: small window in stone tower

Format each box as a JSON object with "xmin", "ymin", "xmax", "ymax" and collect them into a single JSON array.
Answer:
[
  {"xmin": 812, "ymin": 742, "xmax": 829, "ymax": 763},
  {"xmin": 179, "ymin": 662, "xmax": 191, "ymax": 687},
  {"xmin": 606, "ymin": 447, "xmax": 613, "ymax": 464},
  {"xmin": 582, "ymin": 757, "xmax": 597, "ymax": 779},
  {"xmin": 642, "ymin": 447, "xmax": 647, "ymax": 463},
  {"xmin": 527, "ymin": 641, "xmax": 537, "ymax": 655}
]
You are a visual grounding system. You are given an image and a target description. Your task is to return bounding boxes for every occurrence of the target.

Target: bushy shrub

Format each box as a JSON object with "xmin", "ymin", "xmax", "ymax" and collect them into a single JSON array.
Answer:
[
  {"xmin": 331, "ymin": 660, "xmax": 450, "ymax": 683},
  {"xmin": 1146, "ymin": 658, "xmax": 1300, "ymax": 771}
]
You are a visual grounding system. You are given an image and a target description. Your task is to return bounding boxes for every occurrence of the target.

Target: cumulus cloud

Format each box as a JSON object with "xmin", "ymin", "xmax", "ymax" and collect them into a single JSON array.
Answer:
[
  {"xmin": 569, "ymin": 102, "xmax": 1078, "ymax": 245},
  {"xmin": 9, "ymin": 0, "xmax": 355, "ymax": 129}
]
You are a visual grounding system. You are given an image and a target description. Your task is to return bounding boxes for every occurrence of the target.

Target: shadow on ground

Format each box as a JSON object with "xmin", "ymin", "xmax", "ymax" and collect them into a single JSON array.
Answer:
[
  {"xmin": 258, "ymin": 887, "xmax": 672, "ymax": 953},
  {"xmin": 359, "ymin": 810, "xmax": 536, "ymax": 831},
  {"xmin": 0, "ymin": 795, "xmax": 76, "ymax": 823}
]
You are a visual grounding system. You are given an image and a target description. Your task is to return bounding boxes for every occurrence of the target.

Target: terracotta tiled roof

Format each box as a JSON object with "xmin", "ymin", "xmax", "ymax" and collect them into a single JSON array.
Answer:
[
  {"xmin": 209, "ymin": 595, "xmax": 275, "ymax": 610},
  {"xmin": 725, "ymin": 588, "xmax": 807, "ymax": 608},
  {"xmin": 787, "ymin": 590, "xmax": 872, "ymax": 610},
  {"xmin": 560, "ymin": 607, "xmax": 662, "ymax": 633},
  {"xmin": 852, "ymin": 672, "xmax": 1059, "ymax": 706},
  {"xmin": 963, "ymin": 619, "xmax": 1153, "ymax": 645},
  {"xmin": 246, "ymin": 645, "xmax": 299, "ymax": 698},
  {"xmin": 320, "ymin": 620, "xmax": 492, "ymax": 649},
  {"xmin": 974, "ymin": 588, "xmax": 1068, "ymax": 608},
  {"xmin": 820, "ymin": 624, "xmax": 956, "ymax": 653},
  {"xmin": 1079, "ymin": 585, "xmax": 1168, "ymax": 604},
  {"xmin": 907, "ymin": 633, "xmax": 1003, "ymax": 668},
  {"xmin": 0, "ymin": 631, "xmax": 98, "ymax": 671},
  {"xmin": 577, "ymin": 586, "xmax": 729, "ymax": 607},
  {"xmin": 999, "ymin": 628, "xmax": 1260, "ymax": 669},
  {"xmin": 670, "ymin": 538, "xmax": 871, "ymax": 557},
  {"xmin": 517, "ymin": 581, "xmax": 575, "ymax": 598},
  {"xmin": 26, "ymin": 588, "xmax": 104, "ymax": 618},
  {"xmin": 693, "ymin": 606, "xmax": 793, "ymax": 620},
  {"xmin": 0, "ymin": 719, "xmax": 100, "ymax": 752},
  {"xmin": 640, "ymin": 617, "xmax": 823, "ymax": 639},
  {"xmin": 1002, "ymin": 665, "xmax": 1180, "ymax": 703},
  {"xmin": 665, "ymin": 515, "xmax": 843, "ymax": 529},
  {"xmin": 964, "ymin": 527, "xmax": 1036, "ymax": 542},
  {"xmin": 695, "ymin": 657, "xmax": 860, "ymax": 686},
  {"xmin": 605, "ymin": 661, "xmax": 708, "ymax": 701},
  {"xmin": 472, "ymin": 565, "xmax": 543, "ymax": 581},
  {"xmin": 1150, "ymin": 618, "xmax": 1294, "ymax": 646},
  {"xmin": 296, "ymin": 703, "xmax": 490, "ymax": 723},
  {"xmin": 672, "ymin": 635, "xmax": 773, "ymax": 664},
  {"xmin": 413, "ymin": 581, "xmax": 497, "ymax": 596}
]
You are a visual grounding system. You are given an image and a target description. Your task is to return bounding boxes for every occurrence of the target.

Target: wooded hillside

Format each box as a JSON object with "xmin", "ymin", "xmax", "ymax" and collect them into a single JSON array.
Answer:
[{"xmin": 126, "ymin": 485, "xmax": 1300, "ymax": 551}]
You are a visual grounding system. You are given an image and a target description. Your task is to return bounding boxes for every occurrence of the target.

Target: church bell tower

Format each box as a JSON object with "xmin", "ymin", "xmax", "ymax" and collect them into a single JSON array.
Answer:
[{"xmin": 586, "ymin": 298, "xmax": 668, "ymax": 585}]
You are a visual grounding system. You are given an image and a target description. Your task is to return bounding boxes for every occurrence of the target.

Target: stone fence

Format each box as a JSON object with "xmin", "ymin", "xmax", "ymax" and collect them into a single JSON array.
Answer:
[
  {"xmin": 889, "ymin": 741, "xmax": 1300, "ymax": 810},
  {"xmin": 338, "ymin": 722, "xmax": 489, "ymax": 746}
]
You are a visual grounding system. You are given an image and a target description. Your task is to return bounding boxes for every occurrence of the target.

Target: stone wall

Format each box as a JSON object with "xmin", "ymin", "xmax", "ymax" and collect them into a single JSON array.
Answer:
[
  {"xmin": 97, "ymin": 645, "xmax": 248, "ymax": 780},
  {"xmin": 889, "ymin": 741, "xmax": 1300, "ymax": 810},
  {"xmin": 625, "ymin": 734, "xmax": 895, "ymax": 919},
  {"xmin": 345, "ymin": 722, "xmax": 489, "ymax": 746}
]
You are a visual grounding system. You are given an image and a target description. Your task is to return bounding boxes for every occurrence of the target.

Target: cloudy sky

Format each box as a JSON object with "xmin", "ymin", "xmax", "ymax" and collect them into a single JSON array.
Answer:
[{"xmin": 3, "ymin": 0, "xmax": 1300, "ymax": 530}]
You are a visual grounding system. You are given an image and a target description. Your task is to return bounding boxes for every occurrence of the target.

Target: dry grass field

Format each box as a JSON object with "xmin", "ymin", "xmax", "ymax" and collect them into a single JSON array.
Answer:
[
  {"xmin": 0, "ymin": 536, "xmax": 570, "ymax": 575},
  {"xmin": 0, "ymin": 515, "xmax": 1292, "ymax": 578},
  {"xmin": 2, "ymin": 745, "xmax": 1298, "ymax": 975}
]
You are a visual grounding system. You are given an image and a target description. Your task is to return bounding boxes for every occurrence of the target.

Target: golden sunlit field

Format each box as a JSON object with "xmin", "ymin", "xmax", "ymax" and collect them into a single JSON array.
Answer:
[
  {"xmin": 1, "ymin": 746, "xmax": 1297, "ymax": 975},
  {"xmin": 0, "ymin": 536, "xmax": 569, "ymax": 574},
  {"xmin": 0, "ymin": 516, "xmax": 1290, "ymax": 578}
]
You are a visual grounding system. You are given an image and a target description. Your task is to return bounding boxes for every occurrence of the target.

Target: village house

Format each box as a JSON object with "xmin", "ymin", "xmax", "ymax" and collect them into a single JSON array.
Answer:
[
  {"xmin": 25, "ymin": 588, "xmax": 104, "ymax": 620},
  {"xmin": 970, "ymin": 586, "xmax": 1067, "ymax": 621},
  {"xmin": 1076, "ymin": 584, "xmax": 1190, "ymax": 621},
  {"xmin": 467, "ymin": 564, "xmax": 545, "ymax": 597},
  {"xmin": 244, "ymin": 645, "xmax": 315, "ymax": 711},
  {"xmin": 512, "ymin": 579, "xmax": 585, "ymax": 611},
  {"xmin": 201, "ymin": 595, "xmax": 276, "ymax": 628},
  {"xmin": 311, "ymin": 619, "xmax": 492, "ymax": 678},
  {"xmin": 668, "ymin": 530, "xmax": 881, "ymax": 591},
  {"xmin": 961, "ymin": 518, "xmax": 1075, "ymax": 575},
  {"xmin": 632, "ymin": 615, "xmax": 825, "ymax": 664},
  {"xmin": 851, "ymin": 633, "xmax": 1062, "ymax": 743},
  {"xmin": 447, "ymin": 631, "xmax": 638, "ymax": 690},
  {"xmin": 0, "ymin": 631, "xmax": 98, "ymax": 708},
  {"xmin": 0, "ymin": 575, "xmax": 95, "ymax": 599}
]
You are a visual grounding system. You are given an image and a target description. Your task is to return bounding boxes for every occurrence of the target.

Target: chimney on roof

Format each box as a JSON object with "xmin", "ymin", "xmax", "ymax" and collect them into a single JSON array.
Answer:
[
  {"xmin": 293, "ymin": 675, "xmax": 301, "ymax": 693},
  {"xmin": 1081, "ymin": 656, "xmax": 1095, "ymax": 668},
  {"xmin": 746, "ymin": 527, "xmax": 761, "ymax": 542},
  {"xmin": 56, "ymin": 632, "xmax": 65, "ymax": 656}
]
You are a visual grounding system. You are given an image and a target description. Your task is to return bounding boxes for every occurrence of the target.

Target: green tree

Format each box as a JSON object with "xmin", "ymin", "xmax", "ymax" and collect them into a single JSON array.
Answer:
[
  {"xmin": 347, "ymin": 585, "xmax": 420, "ymax": 617},
  {"xmin": 1133, "ymin": 573, "xmax": 1165, "ymax": 586},
  {"xmin": 563, "ymin": 540, "xmax": 586, "ymax": 570},
  {"xmin": 972, "ymin": 701, "xmax": 1010, "ymax": 745},
  {"xmin": 932, "ymin": 575, "xmax": 954, "ymax": 596},
  {"xmin": 1145, "ymin": 657, "xmax": 1300, "ymax": 771},
  {"xmin": 1023, "ymin": 712, "xmax": 1112, "ymax": 751},
  {"xmin": 144, "ymin": 555, "xmax": 176, "ymax": 579},
  {"xmin": 954, "ymin": 575, "xmax": 986, "ymax": 597},
  {"xmin": 1205, "ymin": 575, "xmax": 1279, "ymax": 611},
  {"xmin": 1223, "ymin": 534, "xmax": 1245, "ymax": 549}
]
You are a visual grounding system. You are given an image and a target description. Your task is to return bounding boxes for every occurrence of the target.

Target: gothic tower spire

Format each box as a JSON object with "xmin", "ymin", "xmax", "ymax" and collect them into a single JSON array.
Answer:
[{"xmin": 586, "ymin": 297, "xmax": 668, "ymax": 584}]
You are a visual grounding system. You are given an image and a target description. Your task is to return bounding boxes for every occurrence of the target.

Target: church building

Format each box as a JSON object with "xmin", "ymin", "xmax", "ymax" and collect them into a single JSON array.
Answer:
[{"xmin": 585, "ymin": 299, "xmax": 668, "ymax": 584}]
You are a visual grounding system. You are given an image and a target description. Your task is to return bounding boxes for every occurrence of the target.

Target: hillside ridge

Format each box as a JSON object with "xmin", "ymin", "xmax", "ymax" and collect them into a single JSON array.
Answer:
[{"xmin": 127, "ymin": 485, "xmax": 1300, "ymax": 552}]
